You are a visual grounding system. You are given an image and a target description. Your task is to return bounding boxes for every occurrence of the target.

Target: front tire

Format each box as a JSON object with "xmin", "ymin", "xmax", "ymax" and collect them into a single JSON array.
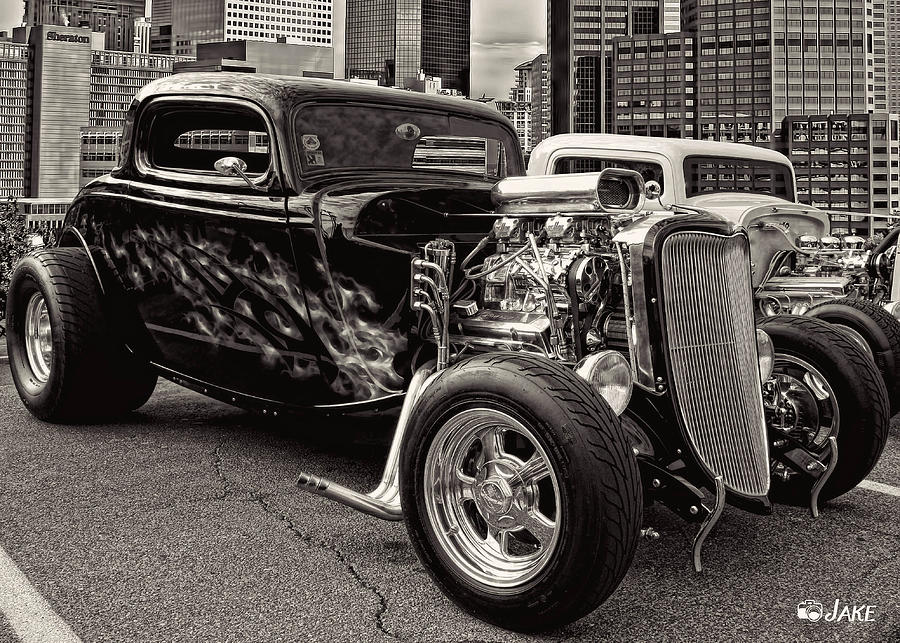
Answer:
[
  {"xmin": 6, "ymin": 248, "xmax": 157, "ymax": 422},
  {"xmin": 758, "ymin": 315, "xmax": 889, "ymax": 502},
  {"xmin": 400, "ymin": 353, "xmax": 642, "ymax": 632}
]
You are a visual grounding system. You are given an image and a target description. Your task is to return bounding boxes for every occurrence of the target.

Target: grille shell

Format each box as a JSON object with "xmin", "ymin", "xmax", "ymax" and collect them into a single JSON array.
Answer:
[{"xmin": 659, "ymin": 230, "xmax": 770, "ymax": 498}]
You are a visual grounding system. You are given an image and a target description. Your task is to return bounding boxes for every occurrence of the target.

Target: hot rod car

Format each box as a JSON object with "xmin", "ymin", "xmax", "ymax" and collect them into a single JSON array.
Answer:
[
  {"xmin": 5, "ymin": 75, "xmax": 890, "ymax": 632},
  {"xmin": 532, "ymin": 133, "xmax": 900, "ymax": 413}
]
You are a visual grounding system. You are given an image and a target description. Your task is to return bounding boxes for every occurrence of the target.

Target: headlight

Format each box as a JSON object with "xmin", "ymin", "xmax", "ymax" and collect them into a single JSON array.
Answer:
[
  {"xmin": 756, "ymin": 329, "xmax": 774, "ymax": 383},
  {"xmin": 575, "ymin": 350, "xmax": 633, "ymax": 416}
]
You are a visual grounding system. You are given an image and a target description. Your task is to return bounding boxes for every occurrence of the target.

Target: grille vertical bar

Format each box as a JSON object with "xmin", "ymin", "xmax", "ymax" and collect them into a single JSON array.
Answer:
[{"xmin": 660, "ymin": 231, "xmax": 770, "ymax": 498}]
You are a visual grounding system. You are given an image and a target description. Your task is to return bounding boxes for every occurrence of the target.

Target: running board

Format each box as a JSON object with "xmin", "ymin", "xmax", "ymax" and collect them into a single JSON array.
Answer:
[{"xmin": 295, "ymin": 365, "xmax": 436, "ymax": 522}]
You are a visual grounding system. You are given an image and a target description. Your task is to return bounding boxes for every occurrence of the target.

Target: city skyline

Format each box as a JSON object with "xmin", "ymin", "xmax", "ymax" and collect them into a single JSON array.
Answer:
[{"xmin": 0, "ymin": 0, "xmax": 548, "ymax": 99}]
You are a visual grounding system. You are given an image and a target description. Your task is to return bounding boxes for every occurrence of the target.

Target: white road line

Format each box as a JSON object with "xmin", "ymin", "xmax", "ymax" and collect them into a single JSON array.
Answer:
[
  {"xmin": 0, "ymin": 545, "xmax": 82, "ymax": 643},
  {"xmin": 858, "ymin": 479, "xmax": 900, "ymax": 498}
]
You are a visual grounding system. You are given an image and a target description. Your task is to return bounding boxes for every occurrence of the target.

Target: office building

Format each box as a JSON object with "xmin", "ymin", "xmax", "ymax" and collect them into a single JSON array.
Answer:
[
  {"xmin": 23, "ymin": 0, "xmax": 146, "ymax": 51},
  {"xmin": 495, "ymin": 100, "xmax": 532, "ymax": 153},
  {"xmin": 548, "ymin": 0, "xmax": 669, "ymax": 134},
  {"xmin": 0, "ymin": 25, "xmax": 190, "ymax": 201},
  {"xmin": 888, "ymin": 0, "xmax": 900, "ymax": 111},
  {"xmin": 0, "ymin": 41, "xmax": 28, "ymax": 198},
  {"xmin": 162, "ymin": 0, "xmax": 333, "ymax": 56},
  {"xmin": 496, "ymin": 54, "xmax": 549, "ymax": 153},
  {"xmin": 82, "ymin": 48, "xmax": 193, "ymax": 185},
  {"xmin": 345, "ymin": 0, "xmax": 470, "ymax": 95},
  {"xmin": 133, "ymin": 16, "xmax": 151, "ymax": 53},
  {"xmin": 781, "ymin": 113, "xmax": 900, "ymax": 235},
  {"xmin": 611, "ymin": 32, "xmax": 696, "ymax": 139},
  {"xmin": 174, "ymin": 40, "xmax": 333, "ymax": 77},
  {"xmin": 150, "ymin": 0, "xmax": 173, "ymax": 53}
]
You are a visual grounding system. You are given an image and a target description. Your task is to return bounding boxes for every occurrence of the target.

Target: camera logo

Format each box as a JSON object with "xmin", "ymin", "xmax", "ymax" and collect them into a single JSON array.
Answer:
[{"xmin": 798, "ymin": 600, "xmax": 825, "ymax": 622}]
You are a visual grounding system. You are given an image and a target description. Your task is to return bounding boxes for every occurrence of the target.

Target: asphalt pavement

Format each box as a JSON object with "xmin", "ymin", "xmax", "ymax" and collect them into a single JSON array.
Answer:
[{"xmin": 0, "ymin": 364, "xmax": 898, "ymax": 643}]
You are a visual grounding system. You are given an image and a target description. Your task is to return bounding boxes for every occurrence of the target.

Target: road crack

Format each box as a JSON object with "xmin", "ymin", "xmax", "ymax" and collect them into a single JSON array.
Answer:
[{"xmin": 254, "ymin": 493, "xmax": 398, "ymax": 640}]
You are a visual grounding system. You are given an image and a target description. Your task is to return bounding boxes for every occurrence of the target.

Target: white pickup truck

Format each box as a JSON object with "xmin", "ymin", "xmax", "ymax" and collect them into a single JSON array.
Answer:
[{"xmin": 529, "ymin": 133, "xmax": 900, "ymax": 411}]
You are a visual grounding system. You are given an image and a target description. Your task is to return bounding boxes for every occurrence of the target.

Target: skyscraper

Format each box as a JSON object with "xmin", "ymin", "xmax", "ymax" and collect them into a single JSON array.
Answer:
[
  {"xmin": 549, "ymin": 0, "xmax": 668, "ymax": 135},
  {"xmin": 151, "ymin": 0, "xmax": 333, "ymax": 56},
  {"xmin": 344, "ymin": 0, "xmax": 470, "ymax": 95},
  {"xmin": 23, "ymin": 0, "xmax": 146, "ymax": 51}
]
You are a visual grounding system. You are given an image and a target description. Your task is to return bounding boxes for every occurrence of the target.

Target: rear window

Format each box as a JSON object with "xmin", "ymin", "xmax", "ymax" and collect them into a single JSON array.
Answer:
[
  {"xmin": 144, "ymin": 103, "xmax": 271, "ymax": 176},
  {"xmin": 684, "ymin": 155, "xmax": 794, "ymax": 200},
  {"xmin": 552, "ymin": 156, "xmax": 665, "ymax": 191},
  {"xmin": 293, "ymin": 103, "xmax": 522, "ymax": 178}
]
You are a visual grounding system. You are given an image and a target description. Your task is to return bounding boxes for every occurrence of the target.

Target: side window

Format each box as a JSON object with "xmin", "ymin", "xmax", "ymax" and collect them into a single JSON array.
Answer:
[
  {"xmin": 144, "ymin": 102, "xmax": 271, "ymax": 177},
  {"xmin": 553, "ymin": 156, "xmax": 665, "ymax": 191}
]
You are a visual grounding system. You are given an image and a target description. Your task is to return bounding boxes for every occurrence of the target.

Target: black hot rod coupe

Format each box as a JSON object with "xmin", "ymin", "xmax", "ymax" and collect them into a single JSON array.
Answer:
[{"xmin": 5, "ymin": 74, "xmax": 890, "ymax": 632}]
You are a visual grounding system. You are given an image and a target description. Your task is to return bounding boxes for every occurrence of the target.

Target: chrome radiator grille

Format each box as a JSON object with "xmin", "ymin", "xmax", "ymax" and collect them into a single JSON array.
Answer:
[{"xmin": 660, "ymin": 231, "xmax": 770, "ymax": 498}]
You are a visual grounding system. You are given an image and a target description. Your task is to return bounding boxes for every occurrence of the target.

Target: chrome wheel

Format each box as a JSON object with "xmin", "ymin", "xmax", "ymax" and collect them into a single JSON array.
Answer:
[
  {"xmin": 763, "ymin": 354, "xmax": 839, "ymax": 481},
  {"xmin": 423, "ymin": 408, "xmax": 561, "ymax": 592},
  {"xmin": 24, "ymin": 292, "xmax": 52, "ymax": 384}
]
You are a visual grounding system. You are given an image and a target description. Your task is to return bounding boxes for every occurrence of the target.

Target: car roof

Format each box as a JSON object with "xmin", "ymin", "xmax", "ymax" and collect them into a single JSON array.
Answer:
[
  {"xmin": 529, "ymin": 133, "xmax": 793, "ymax": 172},
  {"xmin": 133, "ymin": 72, "xmax": 511, "ymax": 125}
]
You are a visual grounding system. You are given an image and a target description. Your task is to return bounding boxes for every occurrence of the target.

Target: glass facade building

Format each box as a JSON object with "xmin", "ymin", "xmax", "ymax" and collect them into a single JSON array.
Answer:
[
  {"xmin": 24, "ymin": 0, "xmax": 146, "ymax": 52},
  {"xmin": 153, "ymin": 0, "xmax": 332, "ymax": 56},
  {"xmin": 345, "ymin": 0, "xmax": 470, "ymax": 94},
  {"xmin": 612, "ymin": 32, "xmax": 696, "ymax": 139}
]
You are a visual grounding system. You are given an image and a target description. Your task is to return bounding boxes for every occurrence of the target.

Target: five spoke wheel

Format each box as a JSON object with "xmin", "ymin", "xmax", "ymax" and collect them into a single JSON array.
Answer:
[{"xmin": 423, "ymin": 408, "xmax": 561, "ymax": 591}]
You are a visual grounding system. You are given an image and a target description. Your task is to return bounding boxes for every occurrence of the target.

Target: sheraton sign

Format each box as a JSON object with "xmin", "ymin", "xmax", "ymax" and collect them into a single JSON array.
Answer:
[{"xmin": 46, "ymin": 31, "xmax": 91, "ymax": 44}]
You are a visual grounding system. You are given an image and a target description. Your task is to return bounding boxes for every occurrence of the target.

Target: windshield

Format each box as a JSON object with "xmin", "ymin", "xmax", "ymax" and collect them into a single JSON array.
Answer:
[
  {"xmin": 293, "ymin": 103, "xmax": 523, "ymax": 178},
  {"xmin": 684, "ymin": 155, "xmax": 795, "ymax": 201}
]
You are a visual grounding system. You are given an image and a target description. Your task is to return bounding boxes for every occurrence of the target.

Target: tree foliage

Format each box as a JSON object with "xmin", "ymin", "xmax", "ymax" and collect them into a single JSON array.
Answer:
[{"xmin": 0, "ymin": 198, "xmax": 27, "ymax": 314}]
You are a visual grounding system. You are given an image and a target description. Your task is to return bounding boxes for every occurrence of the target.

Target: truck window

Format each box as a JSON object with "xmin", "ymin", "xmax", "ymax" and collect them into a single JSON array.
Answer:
[
  {"xmin": 553, "ymin": 157, "xmax": 664, "ymax": 191},
  {"xmin": 684, "ymin": 155, "xmax": 795, "ymax": 200}
]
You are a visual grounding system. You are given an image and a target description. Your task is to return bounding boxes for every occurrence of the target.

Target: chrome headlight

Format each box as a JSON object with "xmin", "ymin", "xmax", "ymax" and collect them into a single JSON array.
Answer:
[
  {"xmin": 575, "ymin": 350, "xmax": 633, "ymax": 416},
  {"xmin": 756, "ymin": 329, "xmax": 774, "ymax": 383}
]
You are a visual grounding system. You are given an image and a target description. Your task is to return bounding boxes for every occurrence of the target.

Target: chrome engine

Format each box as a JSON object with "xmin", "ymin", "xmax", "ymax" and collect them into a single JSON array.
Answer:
[{"xmin": 454, "ymin": 213, "xmax": 619, "ymax": 362}]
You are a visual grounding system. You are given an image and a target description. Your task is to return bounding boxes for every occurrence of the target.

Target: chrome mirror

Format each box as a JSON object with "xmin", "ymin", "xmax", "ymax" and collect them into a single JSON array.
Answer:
[
  {"xmin": 644, "ymin": 180, "xmax": 662, "ymax": 201},
  {"xmin": 214, "ymin": 156, "xmax": 249, "ymax": 178}
]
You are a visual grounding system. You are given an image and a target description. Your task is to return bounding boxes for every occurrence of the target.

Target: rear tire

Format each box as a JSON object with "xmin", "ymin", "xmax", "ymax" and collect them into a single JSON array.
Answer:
[
  {"xmin": 6, "ymin": 248, "xmax": 157, "ymax": 422},
  {"xmin": 400, "ymin": 353, "xmax": 642, "ymax": 632},
  {"xmin": 807, "ymin": 297, "xmax": 900, "ymax": 414},
  {"xmin": 758, "ymin": 315, "xmax": 889, "ymax": 502}
]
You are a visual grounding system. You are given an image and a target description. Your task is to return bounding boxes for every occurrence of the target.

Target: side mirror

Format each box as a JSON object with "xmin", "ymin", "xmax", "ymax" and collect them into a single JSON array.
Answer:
[
  {"xmin": 214, "ymin": 156, "xmax": 249, "ymax": 178},
  {"xmin": 644, "ymin": 180, "xmax": 662, "ymax": 201},
  {"xmin": 214, "ymin": 156, "xmax": 268, "ymax": 192}
]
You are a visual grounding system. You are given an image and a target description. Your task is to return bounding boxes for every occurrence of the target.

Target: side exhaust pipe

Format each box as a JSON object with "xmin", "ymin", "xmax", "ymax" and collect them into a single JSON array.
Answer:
[{"xmin": 296, "ymin": 364, "xmax": 437, "ymax": 521}]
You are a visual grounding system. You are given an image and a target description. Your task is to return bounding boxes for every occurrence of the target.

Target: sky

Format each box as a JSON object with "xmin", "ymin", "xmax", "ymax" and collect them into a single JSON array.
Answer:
[{"xmin": 0, "ymin": 0, "xmax": 546, "ymax": 100}]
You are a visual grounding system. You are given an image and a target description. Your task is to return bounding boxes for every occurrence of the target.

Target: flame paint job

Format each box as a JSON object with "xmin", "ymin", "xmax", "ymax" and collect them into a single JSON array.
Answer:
[{"xmin": 61, "ymin": 75, "xmax": 514, "ymax": 409}]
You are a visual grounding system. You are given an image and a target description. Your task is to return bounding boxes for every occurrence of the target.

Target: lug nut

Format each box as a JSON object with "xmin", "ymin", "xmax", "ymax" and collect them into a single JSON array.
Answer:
[
  {"xmin": 689, "ymin": 505, "xmax": 699, "ymax": 515},
  {"xmin": 651, "ymin": 478, "xmax": 661, "ymax": 488}
]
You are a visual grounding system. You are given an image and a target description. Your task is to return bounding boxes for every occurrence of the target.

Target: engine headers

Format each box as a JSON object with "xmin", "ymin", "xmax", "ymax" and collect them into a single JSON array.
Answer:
[{"xmin": 411, "ymin": 239, "xmax": 455, "ymax": 370}]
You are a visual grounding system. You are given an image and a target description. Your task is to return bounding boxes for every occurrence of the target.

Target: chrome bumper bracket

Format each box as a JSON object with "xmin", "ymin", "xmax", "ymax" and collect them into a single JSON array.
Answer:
[
  {"xmin": 692, "ymin": 475, "xmax": 725, "ymax": 573},
  {"xmin": 809, "ymin": 436, "xmax": 838, "ymax": 519}
]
